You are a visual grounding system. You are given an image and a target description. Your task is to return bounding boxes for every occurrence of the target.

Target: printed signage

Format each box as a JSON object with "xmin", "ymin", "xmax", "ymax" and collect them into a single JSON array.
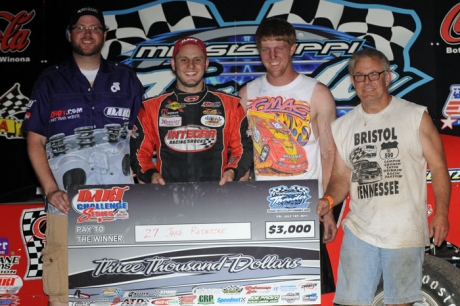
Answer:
[{"xmin": 67, "ymin": 181, "xmax": 321, "ymax": 305}]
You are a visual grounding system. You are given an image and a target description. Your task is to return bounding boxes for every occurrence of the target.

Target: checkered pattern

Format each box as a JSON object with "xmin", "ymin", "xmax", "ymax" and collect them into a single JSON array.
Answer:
[
  {"xmin": 0, "ymin": 83, "xmax": 28, "ymax": 118},
  {"xmin": 269, "ymin": 185, "xmax": 309, "ymax": 197},
  {"xmin": 21, "ymin": 208, "xmax": 46, "ymax": 279},
  {"xmin": 201, "ymin": 137, "xmax": 215, "ymax": 148},
  {"xmin": 266, "ymin": 0, "xmax": 415, "ymax": 61},
  {"xmin": 103, "ymin": 1, "xmax": 218, "ymax": 60},
  {"xmin": 102, "ymin": 0, "xmax": 416, "ymax": 64}
]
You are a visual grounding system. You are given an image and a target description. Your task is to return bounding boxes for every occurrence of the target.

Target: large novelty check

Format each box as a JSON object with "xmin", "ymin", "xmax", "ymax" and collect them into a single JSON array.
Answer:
[{"xmin": 67, "ymin": 180, "xmax": 321, "ymax": 306}]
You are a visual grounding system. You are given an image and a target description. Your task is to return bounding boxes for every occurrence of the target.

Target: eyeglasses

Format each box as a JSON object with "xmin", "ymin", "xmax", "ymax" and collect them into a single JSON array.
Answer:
[
  {"xmin": 70, "ymin": 26, "xmax": 104, "ymax": 34},
  {"xmin": 352, "ymin": 71, "xmax": 386, "ymax": 83}
]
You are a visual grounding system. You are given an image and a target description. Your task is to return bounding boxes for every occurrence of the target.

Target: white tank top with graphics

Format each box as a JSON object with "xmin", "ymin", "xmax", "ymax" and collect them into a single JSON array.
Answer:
[{"xmin": 246, "ymin": 74, "xmax": 323, "ymax": 193}]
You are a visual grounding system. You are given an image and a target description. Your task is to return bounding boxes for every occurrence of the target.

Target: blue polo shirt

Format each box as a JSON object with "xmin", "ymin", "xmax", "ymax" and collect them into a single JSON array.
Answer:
[
  {"xmin": 22, "ymin": 56, "xmax": 144, "ymax": 194},
  {"xmin": 23, "ymin": 56, "xmax": 143, "ymax": 138}
]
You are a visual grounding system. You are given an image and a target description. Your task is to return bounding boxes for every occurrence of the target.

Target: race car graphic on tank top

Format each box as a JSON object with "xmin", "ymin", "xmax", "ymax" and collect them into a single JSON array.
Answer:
[{"xmin": 247, "ymin": 110, "xmax": 309, "ymax": 176}]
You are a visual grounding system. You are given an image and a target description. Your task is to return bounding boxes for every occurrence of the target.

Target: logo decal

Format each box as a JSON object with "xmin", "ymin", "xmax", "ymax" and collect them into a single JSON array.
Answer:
[
  {"xmin": 267, "ymin": 185, "xmax": 311, "ymax": 212},
  {"xmin": 166, "ymin": 101, "xmax": 185, "ymax": 111},
  {"xmin": 201, "ymin": 115, "xmax": 224, "ymax": 127},
  {"xmin": 160, "ymin": 116, "xmax": 182, "ymax": 127},
  {"xmin": 201, "ymin": 102, "xmax": 221, "ymax": 108},
  {"xmin": 104, "ymin": 107, "xmax": 130, "ymax": 120},
  {"xmin": 110, "ymin": 82, "xmax": 121, "ymax": 92},
  {"xmin": 184, "ymin": 95, "xmax": 199, "ymax": 102},
  {"xmin": 440, "ymin": 3, "xmax": 460, "ymax": 45},
  {"xmin": 0, "ymin": 10, "xmax": 34, "ymax": 56},
  {"xmin": 0, "ymin": 83, "xmax": 28, "ymax": 139},
  {"xmin": 441, "ymin": 84, "xmax": 460, "ymax": 129},
  {"xmin": 20, "ymin": 208, "xmax": 46, "ymax": 279},
  {"xmin": 72, "ymin": 186, "xmax": 130, "ymax": 223},
  {"xmin": 0, "ymin": 238, "xmax": 8, "ymax": 255},
  {"xmin": 165, "ymin": 125, "xmax": 217, "ymax": 152}
]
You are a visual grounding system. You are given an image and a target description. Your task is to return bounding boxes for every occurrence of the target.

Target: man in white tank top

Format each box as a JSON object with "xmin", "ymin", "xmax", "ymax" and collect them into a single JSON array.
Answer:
[
  {"xmin": 316, "ymin": 48, "xmax": 451, "ymax": 306},
  {"xmin": 239, "ymin": 17, "xmax": 338, "ymax": 294}
]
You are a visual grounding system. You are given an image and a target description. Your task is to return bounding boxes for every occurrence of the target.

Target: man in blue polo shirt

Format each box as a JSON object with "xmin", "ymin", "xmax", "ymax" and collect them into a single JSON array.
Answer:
[{"xmin": 22, "ymin": 5, "xmax": 144, "ymax": 305}]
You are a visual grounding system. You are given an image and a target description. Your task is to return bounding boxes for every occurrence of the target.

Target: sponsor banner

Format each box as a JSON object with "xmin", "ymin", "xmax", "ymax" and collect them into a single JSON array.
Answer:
[
  {"xmin": 0, "ymin": 203, "xmax": 47, "ymax": 306},
  {"xmin": 67, "ymin": 181, "xmax": 321, "ymax": 305}
]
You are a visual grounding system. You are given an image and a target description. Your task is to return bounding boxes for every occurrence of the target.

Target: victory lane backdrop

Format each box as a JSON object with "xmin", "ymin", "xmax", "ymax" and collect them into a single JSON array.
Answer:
[
  {"xmin": 1, "ymin": 0, "xmax": 459, "ymax": 197},
  {"xmin": 67, "ymin": 180, "xmax": 321, "ymax": 305}
]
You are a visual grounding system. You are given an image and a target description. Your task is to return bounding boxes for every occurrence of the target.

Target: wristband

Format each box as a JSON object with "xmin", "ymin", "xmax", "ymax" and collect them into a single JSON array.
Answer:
[{"xmin": 324, "ymin": 195, "xmax": 334, "ymax": 211}]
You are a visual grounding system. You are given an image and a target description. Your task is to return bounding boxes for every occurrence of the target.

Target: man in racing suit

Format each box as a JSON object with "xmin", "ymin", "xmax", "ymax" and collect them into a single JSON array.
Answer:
[{"xmin": 131, "ymin": 37, "xmax": 253, "ymax": 184}]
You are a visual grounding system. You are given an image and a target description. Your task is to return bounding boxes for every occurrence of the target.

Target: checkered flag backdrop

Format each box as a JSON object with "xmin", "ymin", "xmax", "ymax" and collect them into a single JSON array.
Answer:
[
  {"xmin": 103, "ymin": 1, "xmax": 218, "ymax": 60},
  {"xmin": 0, "ymin": 83, "xmax": 28, "ymax": 118},
  {"xmin": 266, "ymin": 0, "xmax": 416, "ymax": 61},
  {"xmin": 21, "ymin": 208, "xmax": 46, "ymax": 279},
  {"xmin": 102, "ymin": 0, "xmax": 417, "ymax": 64}
]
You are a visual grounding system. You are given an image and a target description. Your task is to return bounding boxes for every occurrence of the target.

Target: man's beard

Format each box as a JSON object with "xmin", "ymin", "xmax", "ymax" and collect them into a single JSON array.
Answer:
[{"xmin": 71, "ymin": 40, "xmax": 104, "ymax": 57}]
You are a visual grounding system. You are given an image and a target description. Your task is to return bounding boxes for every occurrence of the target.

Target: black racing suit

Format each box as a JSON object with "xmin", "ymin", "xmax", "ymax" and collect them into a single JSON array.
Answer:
[{"xmin": 131, "ymin": 86, "xmax": 253, "ymax": 183}]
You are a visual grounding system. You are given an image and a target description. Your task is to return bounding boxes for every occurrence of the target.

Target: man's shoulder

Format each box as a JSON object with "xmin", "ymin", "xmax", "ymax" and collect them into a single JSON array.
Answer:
[
  {"xmin": 103, "ymin": 59, "xmax": 137, "ymax": 75},
  {"xmin": 332, "ymin": 107, "xmax": 359, "ymax": 126},
  {"xmin": 37, "ymin": 57, "xmax": 74, "ymax": 78},
  {"xmin": 246, "ymin": 75, "xmax": 264, "ymax": 87},
  {"xmin": 143, "ymin": 90, "xmax": 174, "ymax": 104},
  {"xmin": 392, "ymin": 96, "xmax": 425, "ymax": 110}
]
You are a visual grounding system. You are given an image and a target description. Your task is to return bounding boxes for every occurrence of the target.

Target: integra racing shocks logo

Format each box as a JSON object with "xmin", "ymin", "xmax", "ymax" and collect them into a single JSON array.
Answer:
[
  {"xmin": 72, "ymin": 186, "xmax": 130, "ymax": 223},
  {"xmin": 267, "ymin": 185, "xmax": 311, "ymax": 212}
]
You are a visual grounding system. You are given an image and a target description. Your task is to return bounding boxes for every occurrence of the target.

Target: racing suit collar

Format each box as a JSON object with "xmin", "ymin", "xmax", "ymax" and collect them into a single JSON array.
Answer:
[{"xmin": 173, "ymin": 85, "xmax": 208, "ymax": 103}]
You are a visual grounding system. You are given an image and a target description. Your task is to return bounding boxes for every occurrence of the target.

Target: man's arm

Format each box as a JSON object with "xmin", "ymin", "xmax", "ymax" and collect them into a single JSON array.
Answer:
[
  {"xmin": 311, "ymin": 83, "xmax": 338, "ymax": 243},
  {"xmin": 420, "ymin": 111, "xmax": 451, "ymax": 246},
  {"xmin": 238, "ymin": 86, "xmax": 248, "ymax": 112},
  {"xmin": 311, "ymin": 83, "xmax": 337, "ymax": 189},
  {"xmin": 130, "ymin": 104, "xmax": 163, "ymax": 184},
  {"xmin": 221, "ymin": 98, "xmax": 253, "ymax": 185},
  {"xmin": 236, "ymin": 85, "xmax": 254, "ymax": 181},
  {"xmin": 26, "ymin": 131, "xmax": 69, "ymax": 214}
]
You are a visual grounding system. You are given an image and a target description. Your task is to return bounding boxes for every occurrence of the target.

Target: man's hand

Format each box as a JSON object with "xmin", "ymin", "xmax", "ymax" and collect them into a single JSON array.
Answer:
[
  {"xmin": 219, "ymin": 169, "xmax": 235, "ymax": 185},
  {"xmin": 47, "ymin": 189, "xmax": 70, "ymax": 214},
  {"xmin": 429, "ymin": 214, "xmax": 449, "ymax": 247},
  {"xmin": 316, "ymin": 197, "xmax": 332, "ymax": 217},
  {"xmin": 151, "ymin": 172, "xmax": 166, "ymax": 185},
  {"xmin": 322, "ymin": 211, "xmax": 337, "ymax": 243}
]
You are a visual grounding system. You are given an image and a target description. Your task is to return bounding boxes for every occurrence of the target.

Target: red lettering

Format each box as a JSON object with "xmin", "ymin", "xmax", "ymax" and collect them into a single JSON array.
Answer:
[
  {"xmin": 252, "ymin": 96, "xmax": 310, "ymax": 118},
  {"xmin": 0, "ymin": 11, "xmax": 35, "ymax": 52},
  {"xmin": 0, "ymin": 277, "xmax": 14, "ymax": 286},
  {"xmin": 193, "ymin": 129, "xmax": 202, "ymax": 138},
  {"xmin": 202, "ymin": 129, "xmax": 209, "ymax": 138},
  {"xmin": 77, "ymin": 208, "xmax": 93, "ymax": 223},
  {"xmin": 77, "ymin": 187, "xmax": 129, "ymax": 202},
  {"xmin": 168, "ymin": 130, "xmax": 179, "ymax": 139}
]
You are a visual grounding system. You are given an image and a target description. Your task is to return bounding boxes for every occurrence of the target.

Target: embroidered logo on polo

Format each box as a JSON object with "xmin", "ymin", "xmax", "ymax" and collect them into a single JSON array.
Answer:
[
  {"xmin": 111, "ymin": 82, "xmax": 121, "ymax": 93},
  {"xmin": 165, "ymin": 125, "xmax": 217, "ymax": 152},
  {"xmin": 201, "ymin": 115, "xmax": 224, "ymax": 127},
  {"xmin": 104, "ymin": 107, "xmax": 130, "ymax": 120},
  {"xmin": 184, "ymin": 95, "xmax": 199, "ymax": 102}
]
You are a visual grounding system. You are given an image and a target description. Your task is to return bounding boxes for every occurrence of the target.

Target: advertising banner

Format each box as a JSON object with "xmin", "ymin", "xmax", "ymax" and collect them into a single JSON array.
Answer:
[{"xmin": 67, "ymin": 180, "xmax": 321, "ymax": 306}]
